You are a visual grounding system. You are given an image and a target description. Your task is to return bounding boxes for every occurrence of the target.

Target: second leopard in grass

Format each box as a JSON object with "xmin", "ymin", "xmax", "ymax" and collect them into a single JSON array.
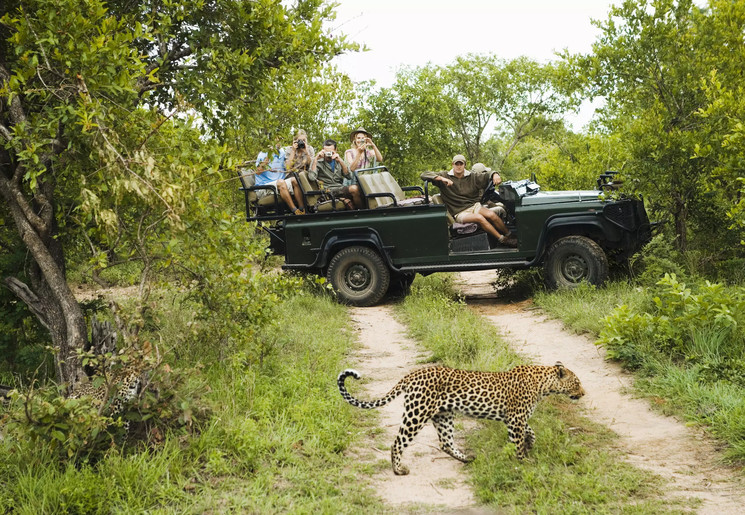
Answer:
[{"xmin": 337, "ymin": 362, "xmax": 585, "ymax": 475}]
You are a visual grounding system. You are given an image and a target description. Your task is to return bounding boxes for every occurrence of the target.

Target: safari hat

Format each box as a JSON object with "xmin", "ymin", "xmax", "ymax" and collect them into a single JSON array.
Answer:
[
  {"xmin": 452, "ymin": 154, "xmax": 466, "ymax": 164},
  {"xmin": 350, "ymin": 127, "xmax": 372, "ymax": 143},
  {"xmin": 472, "ymin": 162, "xmax": 492, "ymax": 173}
]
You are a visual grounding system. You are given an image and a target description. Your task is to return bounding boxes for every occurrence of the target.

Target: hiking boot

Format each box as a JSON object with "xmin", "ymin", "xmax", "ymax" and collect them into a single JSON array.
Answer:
[
  {"xmin": 499, "ymin": 235, "xmax": 518, "ymax": 248},
  {"xmin": 293, "ymin": 208, "xmax": 305, "ymax": 215}
]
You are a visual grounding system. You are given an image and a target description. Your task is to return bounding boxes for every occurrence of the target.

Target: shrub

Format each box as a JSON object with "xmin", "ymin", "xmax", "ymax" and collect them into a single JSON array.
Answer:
[
  {"xmin": 629, "ymin": 233, "xmax": 687, "ymax": 287},
  {"xmin": 598, "ymin": 273, "xmax": 745, "ymax": 382}
]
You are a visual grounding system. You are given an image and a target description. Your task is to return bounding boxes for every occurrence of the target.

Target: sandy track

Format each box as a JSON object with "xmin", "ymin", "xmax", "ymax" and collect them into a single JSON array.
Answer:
[
  {"xmin": 347, "ymin": 306, "xmax": 483, "ymax": 513},
  {"xmin": 456, "ymin": 270, "xmax": 745, "ymax": 514}
]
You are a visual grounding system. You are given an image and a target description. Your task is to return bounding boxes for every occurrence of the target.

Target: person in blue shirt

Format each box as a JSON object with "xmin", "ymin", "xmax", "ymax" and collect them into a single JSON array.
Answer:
[{"xmin": 254, "ymin": 137, "xmax": 305, "ymax": 215}]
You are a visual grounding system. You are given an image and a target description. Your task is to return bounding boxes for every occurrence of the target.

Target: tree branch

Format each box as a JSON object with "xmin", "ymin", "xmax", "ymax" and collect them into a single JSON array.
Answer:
[{"xmin": 3, "ymin": 277, "xmax": 50, "ymax": 330}]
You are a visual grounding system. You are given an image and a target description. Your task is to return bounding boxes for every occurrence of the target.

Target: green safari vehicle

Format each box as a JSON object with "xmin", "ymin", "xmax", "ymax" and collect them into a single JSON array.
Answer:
[{"xmin": 239, "ymin": 168, "xmax": 652, "ymax": 306}]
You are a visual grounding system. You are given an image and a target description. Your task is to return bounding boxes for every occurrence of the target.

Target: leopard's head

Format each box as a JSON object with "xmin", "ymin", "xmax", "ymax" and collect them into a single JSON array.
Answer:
[{"xmin": 550, "ymin": 362, "xmax": 585, "ymax": 400}]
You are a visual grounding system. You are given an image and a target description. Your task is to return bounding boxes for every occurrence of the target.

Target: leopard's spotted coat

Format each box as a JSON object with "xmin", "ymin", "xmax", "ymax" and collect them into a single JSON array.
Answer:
[{"xmin": 338, "ymin": 362, "xmax": 585, "ymax": 475}]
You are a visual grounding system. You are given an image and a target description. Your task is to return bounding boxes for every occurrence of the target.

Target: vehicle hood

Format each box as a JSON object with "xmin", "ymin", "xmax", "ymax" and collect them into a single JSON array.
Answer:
[{"xmin": 520, "ymin": 190, "xmax": 603, "ymax": 206}]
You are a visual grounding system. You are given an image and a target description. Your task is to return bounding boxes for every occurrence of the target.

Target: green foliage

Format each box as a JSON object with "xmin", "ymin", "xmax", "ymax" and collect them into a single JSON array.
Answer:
[
  {"xmin": 567, "ymin": 0, "xmax": 745, "ymax": 253},
  {"xmin": 629, "ymin": 233, "xmax": 688, "ymax": 287},
  {"xmin": 598, "ymin": 274, "xmax": 745, "ymax": 377},
  {"xmin": 0, "ymin": 287, "xmax": 382, "ymax": 513},
  {"xmin": 4, "ymin": 387, "xmax": 117, "ymax": 463},
  {"xmin": 3, "ymin": 341, "xmax": 208, "ymax": 466},
  {"xmin": 0, "ymin": 0, "xmax": 358, "ymax": 389},
  {"xmin": 356, "ymin": 55, "xmax": 572, "ymax": 185}
]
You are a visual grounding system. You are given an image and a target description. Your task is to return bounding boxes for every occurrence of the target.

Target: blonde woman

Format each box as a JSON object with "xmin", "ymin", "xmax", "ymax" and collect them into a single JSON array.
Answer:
[
  {"xmin": 285, "ymin": 129, "xmax": 315, "ymax": 172},
  {"xmin": 344, "ymin": 127, "xmax": 383, "ymax": 172}
]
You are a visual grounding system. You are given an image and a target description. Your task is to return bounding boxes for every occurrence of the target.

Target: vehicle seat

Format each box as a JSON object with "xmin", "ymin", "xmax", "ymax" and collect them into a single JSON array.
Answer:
[
  {"xmin": 356, "ymin": 169, "xmax": 425, "ymax": 209},
  {"xmin": 295, "ymin": 171, "xmax": 348, "ymax": 212},
  {"xmin": 237, "ymin": 171, "xmax": 286, "ymax": 217}
]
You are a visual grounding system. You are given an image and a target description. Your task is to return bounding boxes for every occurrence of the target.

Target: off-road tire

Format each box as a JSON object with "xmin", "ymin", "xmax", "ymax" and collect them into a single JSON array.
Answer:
[
  {"xmin": 544, "ymin": 235, "xmax": 608, "ymax": 289},
  {"xmin": 327, "ymin": 246, "xmax": 390, "ymax": 306}
]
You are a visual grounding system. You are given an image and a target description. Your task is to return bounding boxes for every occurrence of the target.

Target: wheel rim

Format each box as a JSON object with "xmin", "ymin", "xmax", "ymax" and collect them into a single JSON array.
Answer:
[
  {"xmin": 344, "ymin": 264, "xmax": 371, "ymax": 292},
  {"xmin": 561, "ymin": 255, "xmax": 589, "ymax": 283}
]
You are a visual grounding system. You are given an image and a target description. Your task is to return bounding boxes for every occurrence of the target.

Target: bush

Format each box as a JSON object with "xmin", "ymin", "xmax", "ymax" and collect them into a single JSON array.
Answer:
[
  {"xmin": 629, "ymin": 233, "xmax": 687, "ymax": 287},
  {"xmin": 598, "ymin": 273, "xmax": 745, "ymax": 382}
]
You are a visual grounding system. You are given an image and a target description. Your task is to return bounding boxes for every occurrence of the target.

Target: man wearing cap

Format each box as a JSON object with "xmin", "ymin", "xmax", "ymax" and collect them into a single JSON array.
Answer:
[
  {"xmin": 345, "ymin": 127, "xmax": 384, "ymax": 172},
  {"xmin": 421, "ymin": 156, "xmax": 517, "ymax": 247}
]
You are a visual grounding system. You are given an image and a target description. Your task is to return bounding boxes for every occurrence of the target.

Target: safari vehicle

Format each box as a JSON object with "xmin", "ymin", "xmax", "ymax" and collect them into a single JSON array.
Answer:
[{"xmin": 238, "ymin": 167, "xmax": 652, "ymax": 306}]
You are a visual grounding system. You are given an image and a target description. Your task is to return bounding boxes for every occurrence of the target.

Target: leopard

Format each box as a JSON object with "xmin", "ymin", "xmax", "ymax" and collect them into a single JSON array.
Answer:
[
  {"xmin": 70, "ymin": 368, "xmax": 143, "ymax": 419},
  {"xmin": 337, "ymin": 362, "xmax": 585, "ymax": 475},
  {"xmin": 69, "ymin": 318, "xmax": 144, "ymax": 433}
]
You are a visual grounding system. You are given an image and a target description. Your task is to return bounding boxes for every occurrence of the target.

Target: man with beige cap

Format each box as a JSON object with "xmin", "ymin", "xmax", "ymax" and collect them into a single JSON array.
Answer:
[{"xmin": 421, "ymin": 155, "xmax": 517, "ymax": 247}]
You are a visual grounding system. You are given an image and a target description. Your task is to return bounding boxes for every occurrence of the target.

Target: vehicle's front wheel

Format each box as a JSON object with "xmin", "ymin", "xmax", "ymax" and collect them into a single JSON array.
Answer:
[
  {"xmin": 327, "ymin": 246, "xmax": 391, "ymax": 306},
  {"xmin": 544, "ymin": 236, "xmax": 608, "ymax": 289}
]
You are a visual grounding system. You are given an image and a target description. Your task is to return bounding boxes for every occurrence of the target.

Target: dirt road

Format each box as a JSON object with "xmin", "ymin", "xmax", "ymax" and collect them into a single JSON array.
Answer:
[{"xmin": 346, "ymin": 271, "xmax": 745, "ymax": 513}]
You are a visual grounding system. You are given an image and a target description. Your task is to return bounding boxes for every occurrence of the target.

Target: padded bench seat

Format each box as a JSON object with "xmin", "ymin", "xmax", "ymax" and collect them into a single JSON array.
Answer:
[
  {"xmin": 355, "ymin": 169, "xmax": 425, "ymax": 209},
  {"xmin": 238, "ymin": 171, "xmax": 287, "ymax": 217}
]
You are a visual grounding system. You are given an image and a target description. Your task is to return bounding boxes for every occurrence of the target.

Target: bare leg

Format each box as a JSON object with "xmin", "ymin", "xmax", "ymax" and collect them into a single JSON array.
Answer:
[
  {"xmin": 480, "ymin": 207, "xmax": 510, "ymax": 235},
  {"xmin": 459, "ymin": 212, "xmax": 503, "ymax": 239},
  {"xmin": 349, "ymin": 185, "xmax": 363, "ymax": 209},
  {"xmin": 288, "ymin": 177, "xmax": 305, "ymax": 210},
  {"xmin": 276, "ymin": 180, "xmax": 298, "ymax": 212}
]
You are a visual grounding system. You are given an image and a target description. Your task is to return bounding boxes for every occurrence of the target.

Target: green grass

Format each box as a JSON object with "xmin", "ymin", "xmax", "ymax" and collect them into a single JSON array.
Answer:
[
  {"xmin": 394, "ymin": 275, "xmax": 690, "ymax": 513},
  {"xmin": 533, "ymin": 280, "xmax": 647, "ymax": 337},
  {"xmin": 534, "ymin": 279, "xmax": 745, "ymax": 465},
  {"xmin": 0, "ymin": 291, "xmax": 383, "ymax": 513}
]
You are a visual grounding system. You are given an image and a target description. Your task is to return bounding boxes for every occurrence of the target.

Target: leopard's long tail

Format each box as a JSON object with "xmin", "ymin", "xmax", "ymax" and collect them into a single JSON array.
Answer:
[{"xmin": 337, "ymin": 369, "xmax": 405, "ymax": 409}]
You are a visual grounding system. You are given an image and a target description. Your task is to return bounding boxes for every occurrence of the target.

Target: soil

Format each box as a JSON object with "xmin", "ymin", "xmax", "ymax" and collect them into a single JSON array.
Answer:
[{"xmin": 345, "ymin": 270, "xmax": 745, "ymax": 513}]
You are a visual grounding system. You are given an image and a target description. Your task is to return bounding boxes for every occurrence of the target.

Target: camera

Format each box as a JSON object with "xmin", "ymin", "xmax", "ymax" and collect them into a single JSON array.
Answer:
[
  {"xmin": 325, "ymin": 151, "xmax": 333, "ymax": 158},
  {"xmin": 296, "ymin": 139, "xmax": 306, "ymax": 149}
]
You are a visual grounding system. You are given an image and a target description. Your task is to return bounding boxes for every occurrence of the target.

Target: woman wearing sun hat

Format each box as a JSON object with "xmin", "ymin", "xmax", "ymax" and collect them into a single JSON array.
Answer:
[{"xmin": 345, "ymin": 127, "xmax": 384, "ymax": 172}]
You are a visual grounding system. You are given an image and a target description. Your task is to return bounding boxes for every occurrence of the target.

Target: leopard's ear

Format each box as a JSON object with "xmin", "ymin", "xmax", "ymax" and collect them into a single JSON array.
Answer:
[{"xmin": 555, "ymin": 361, "xmax": 566, "ymax": 378}]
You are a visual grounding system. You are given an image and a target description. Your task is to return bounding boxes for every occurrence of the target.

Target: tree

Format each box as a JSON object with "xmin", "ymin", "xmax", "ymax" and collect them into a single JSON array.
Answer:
[
  {"xmin": 0, "ymin": 0, "xmax": 353, "ymax": 390},
  {"xmin": 355, "ymin": 55, "xmax": 572, "ymax": 184},
  {"xmin": 568, "ymin": 0, "xmax": 745, "ymax": 252}
]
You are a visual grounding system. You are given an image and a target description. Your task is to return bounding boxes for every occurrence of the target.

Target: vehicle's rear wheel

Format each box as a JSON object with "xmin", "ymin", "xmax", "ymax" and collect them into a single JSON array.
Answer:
[
  {"xmin": 544, "ymin": 236, "xmax": 608, "ymax": 289},
  {"xmin": 327, "ymin": 246, "xmax": 390, "ymax": 306}
]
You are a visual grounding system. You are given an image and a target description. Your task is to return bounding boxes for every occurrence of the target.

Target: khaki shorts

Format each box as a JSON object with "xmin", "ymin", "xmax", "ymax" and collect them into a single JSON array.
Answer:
[
  {"xmin": 454, "ymin": 202, "xmax": 483, "ymax": 223},
  {"xmin": 255, "ymin": 178, "xmax": 294, "ymax": 198}
]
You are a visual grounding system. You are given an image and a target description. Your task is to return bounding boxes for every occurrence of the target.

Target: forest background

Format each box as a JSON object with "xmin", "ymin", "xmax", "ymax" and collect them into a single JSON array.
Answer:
[{"xmin": 1, "ymin": 0, "xmax": 745, "ymax": 511}]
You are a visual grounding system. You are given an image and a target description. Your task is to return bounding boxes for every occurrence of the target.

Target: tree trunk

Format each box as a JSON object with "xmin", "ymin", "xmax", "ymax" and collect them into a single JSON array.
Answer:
[
  {"xmin": 673, "ymin": 191, "xmax": 688, "ymax": 252},
  {"xmin": 0, "ymin": 173, "xmax": 88, "ymax": 393}
]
